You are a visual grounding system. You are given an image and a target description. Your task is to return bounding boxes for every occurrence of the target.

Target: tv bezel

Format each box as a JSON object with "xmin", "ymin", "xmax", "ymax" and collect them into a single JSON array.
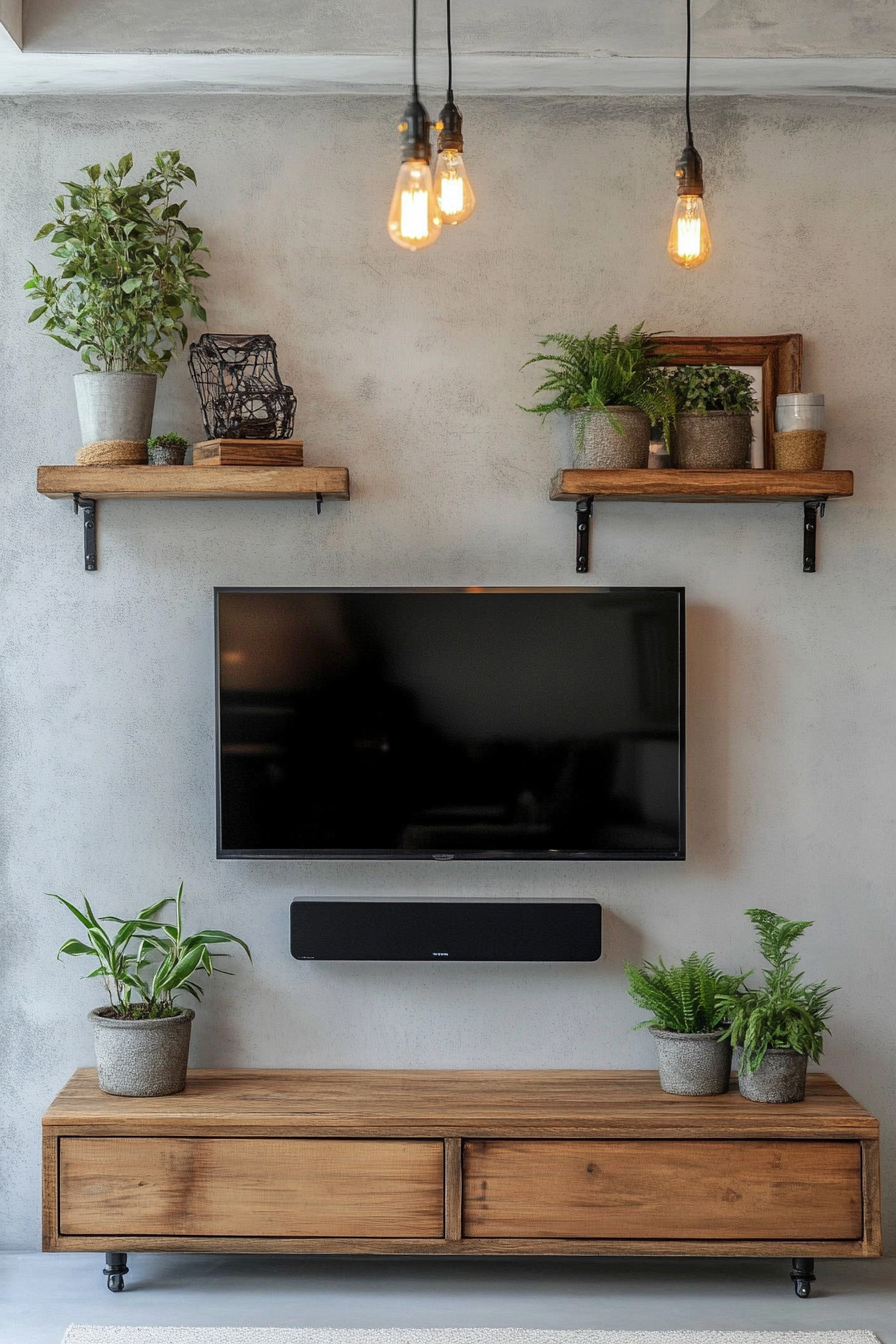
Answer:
[{"xmin": 215, "ymin": 586, "xmax": 686, "ymax": 862}]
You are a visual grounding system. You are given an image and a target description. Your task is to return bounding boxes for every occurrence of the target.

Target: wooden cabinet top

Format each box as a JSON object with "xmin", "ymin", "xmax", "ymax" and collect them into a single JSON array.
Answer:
[{"xmin": 44, "ymin": 1069, "xmax": 878, "ymax": 1140}]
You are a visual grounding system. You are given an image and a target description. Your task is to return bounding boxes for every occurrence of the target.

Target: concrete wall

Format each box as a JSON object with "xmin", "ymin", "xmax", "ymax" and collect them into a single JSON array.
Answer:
[{"xmin": 1, "ymin": 93, "xmax": 893, "ymax": 1250}]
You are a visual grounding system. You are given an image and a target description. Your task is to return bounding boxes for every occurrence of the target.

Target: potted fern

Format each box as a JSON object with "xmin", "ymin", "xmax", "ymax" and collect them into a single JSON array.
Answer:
[
  {"xmin": 718, "ymin": 909, "xmax": 838, "ymax": 1104},
  {"xmin": 664, "ymin": 364, "xmax": 758, "ymax": 469},
  {"xmin": 625, "ymin": 952, "xmax": 746, "ymax": 1095},
  {"xmin": 52, "ymin": 883, "xmax": 250, "ymax": 1097},
  {"xmin": 522, "ymin": 324, "xmax": 675, "ymax": 469},
  {"xmin": 26, "ymin": 151, "xmax": 209, "ymax": 465}
]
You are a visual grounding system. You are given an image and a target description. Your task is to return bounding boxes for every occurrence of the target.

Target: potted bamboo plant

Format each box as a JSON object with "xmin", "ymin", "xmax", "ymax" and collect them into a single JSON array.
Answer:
[
  {"xmin": 664, "ymin": 363, "xmax": 758, "ymax": 468},
  {"xmin": 26, "ymin": 151, "xmax": 209, "ymax": 465},
  {"xmin": 52, "ymin": 883, "xmax": 250, "ymax": 1097},
  {"xmin": 718, "ymin": 908, "xmax": 838, "ymax": 1104},
  {"xmin": 625, "ymin": 952, "xmax": 746, "ymax": 1095},
  {"xmin": 522, "ymin": 324, "xmax": 675, "ymax": 468}
]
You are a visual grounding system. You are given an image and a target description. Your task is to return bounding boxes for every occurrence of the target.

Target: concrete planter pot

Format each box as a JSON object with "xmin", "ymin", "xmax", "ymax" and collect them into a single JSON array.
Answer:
[
  {"xmin": 570, "ymin": 406, "xmax": 650, "ymax": 468},
  {"xmin": 737, "ymin": 1047, "xmax": 808, "ymax": 1103},
  {"xmin": 649, "ymin": 1027, "xmax": 733, "ymax": 1096},
  {"xmin": 90, "ymin": 1007, "xmax": 194, "ymax": 1097},
  {"xmin": 73, "ymin": 372, "xmax": 157, "ymax": 463},
  {"xmin": 672, "ymin": 411, "xmax": 752, "ymax": 469}
]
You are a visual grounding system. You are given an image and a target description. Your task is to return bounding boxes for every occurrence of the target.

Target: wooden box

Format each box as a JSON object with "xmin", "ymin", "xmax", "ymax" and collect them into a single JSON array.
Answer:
[{"xmin": 193, "ymin": 439, "xmax": 304, "ymax": 467}]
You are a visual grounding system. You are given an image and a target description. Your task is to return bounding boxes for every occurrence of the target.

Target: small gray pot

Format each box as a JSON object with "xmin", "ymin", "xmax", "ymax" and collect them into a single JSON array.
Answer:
[
  {"xmin": 649, "ymin": 1027, "xmax": 733, "ymax": 1096},
  {"xmin": 74, "ymin": 372, "xmax": 157, "ymax": 446},
  {"xmin": 148, "ymin": 440, "xmax": 189, "ymax": 466},
  {"xmin": 90, "ymin": 1007, "xmax": 194, "ymax": 1097},
  {"xmin": 570, "ymin": 406, "xmax": 650, "ymax": 468},
  {"xmin": 737, "ymin": 1047, "xmax": 808, "ymax": 1104},
  {"xmin": 672, "ymin": 411, "xmax": 752, "ymax": 469}
]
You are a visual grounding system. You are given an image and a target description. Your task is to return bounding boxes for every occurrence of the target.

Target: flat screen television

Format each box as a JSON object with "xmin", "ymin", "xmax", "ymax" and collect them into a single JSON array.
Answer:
[{"xmin": 216, "ymin": 587, "xmax": 685, "ymax": 860}]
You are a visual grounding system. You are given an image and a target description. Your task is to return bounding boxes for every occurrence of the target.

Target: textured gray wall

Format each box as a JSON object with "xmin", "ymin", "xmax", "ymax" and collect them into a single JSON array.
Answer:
[{"xmin": 0, "ymin": 93, "xmax": 893, "ymax": 1251}]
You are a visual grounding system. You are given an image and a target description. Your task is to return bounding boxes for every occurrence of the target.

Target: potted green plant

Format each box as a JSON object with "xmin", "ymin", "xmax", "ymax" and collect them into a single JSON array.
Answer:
[
  {"xmin": 148, "ymin": 432, "xmax": 191, "ymax": 466},
  {"xmin": 664, "ymin": 363, "xmax": 758, "ymax": 469},
  {"xmin": 26, "ymin": 151, "xmax": 209, "ymax": 466},
  {"xmin": 52, "ymin": 883, "xmax": 250, "ymax": 1097},
  {"xmin": 718, "ymin": 909, "xmax": 838, "ymax": 1104},
  {"xmin": 522, "ymin": 324, "xmax": 675, "ymax": 468},
  {"xmin": 625, "ymin": 952, "xmax": 745, "ymax": 1095}
]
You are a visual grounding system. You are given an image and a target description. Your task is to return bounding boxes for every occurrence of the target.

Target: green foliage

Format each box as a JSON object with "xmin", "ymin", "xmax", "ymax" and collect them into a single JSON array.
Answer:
[
  {"xmin": 521, "ymin": 324, "xmax": 677, "ymax": 439},
  {"xmin": 664, "ymin": 363, "xmax": 759, "ymax": 414},
  {"xmin": 148, "ymin": 433, "xmax": 190, "ymax": 452},
  {"xmin": 52, "ymin": 882, "xmax": 251, "ymax": 1020},
  {"xmin": 25, "ymin": 151, "xmax": 209, "ymax": 376},
  {"xmin": 624, "ymin": 952, "xmax": 746, "ymax": 1034},
  {"xmin": 718, "ymin": 909, "xmax": 837, "ymax": 1074}
]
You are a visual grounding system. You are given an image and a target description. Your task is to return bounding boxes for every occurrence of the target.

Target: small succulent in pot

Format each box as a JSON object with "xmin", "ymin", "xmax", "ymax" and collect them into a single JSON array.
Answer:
[
  {"xmin": 52, "ymin": 882, "xmax": 251, "ymax": 1097},
  {"xmin": 522, "ymin": 324, "xmax": 676, "ymax": 468},
  {"xmin": 664, "ymin": 363, "xmax": 759, "ymax": 469},
  {"xmin": 148, "ymin": 432, "xmax": 190, "ymax": 465},
  {"xmin": 625, "ymin": 952, "xmax": 746, "ymax": 1095},
  {"xmin": 717, "ymin": 908, "xmax": 837, "ymax": 1104}
]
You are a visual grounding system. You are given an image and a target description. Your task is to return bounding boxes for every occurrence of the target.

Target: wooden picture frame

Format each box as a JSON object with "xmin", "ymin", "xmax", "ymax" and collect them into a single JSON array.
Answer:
[{"xmin": 657, "ymin": 334, "xmax": 803, "ymax": 469}]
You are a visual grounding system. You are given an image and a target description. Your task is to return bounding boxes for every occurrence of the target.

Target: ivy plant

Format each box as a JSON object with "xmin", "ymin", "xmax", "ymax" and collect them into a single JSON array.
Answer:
[
  {"xmin": 52, "ymin": 883, "xmax": 250, "ymax": 1020},
  {"xmin": 625, "ymin": 951, "xmax": 746, "ymax": 1034},
  {"xmin": 664, "ymin": 363, "xmax": 759, "ymax": 415},
  {"xmin": 25, "ymin": 151, "xmax": 209, "ymax": 376},
  {"xmin": 521, "ymin": 323, "xmax": 677, "ymax": 441},
  {"xmin": 717, "ymin": 909, "xmax": 837, "ymax": 1073}
]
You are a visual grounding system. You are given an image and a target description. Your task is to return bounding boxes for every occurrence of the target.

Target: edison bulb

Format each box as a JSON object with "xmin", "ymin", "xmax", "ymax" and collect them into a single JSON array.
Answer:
[
  {"xmin": 433, "ymin": 148, "xmax": 475, "ymax": 225},
  {"xmin": 387, "ymin": 159, "xmax": 442, "ymax": 251},
  {"xmin": 668, "ymin": 194, "xmax": 711, "ymax": 268}
]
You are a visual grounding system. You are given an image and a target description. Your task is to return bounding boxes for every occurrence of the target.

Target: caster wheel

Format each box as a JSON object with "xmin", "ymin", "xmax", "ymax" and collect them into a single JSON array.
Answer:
[
  {"xmin": 107, "ymin": 1273, "xmax": 124, "ymax": 1293},
  {"xmin": 794, "ymin": 1279, "xmax": 812, "ymax": 1299}
]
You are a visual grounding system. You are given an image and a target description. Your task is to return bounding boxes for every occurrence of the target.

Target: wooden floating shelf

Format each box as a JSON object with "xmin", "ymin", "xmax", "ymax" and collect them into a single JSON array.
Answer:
[
  {"xmin": 549, "ymin": 470, "xmax": 854, "ymax": 574},
  {"xmin": 37, "ymin": 465, "xmax": 351, "ymax": 571},
  {"xmin": 37, "ymin": 465, "xmax": 349, "ymax": 501}
]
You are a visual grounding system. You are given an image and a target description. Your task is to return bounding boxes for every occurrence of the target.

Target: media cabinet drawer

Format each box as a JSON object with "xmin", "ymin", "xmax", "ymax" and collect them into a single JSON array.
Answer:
[
  {"xmin": 463, "ymin": 1139, "xmax": 863, "ymax": 1240},
  {"xmin": 59, "ymin": 1137, "xmax": 445, "ymax": 1238}
]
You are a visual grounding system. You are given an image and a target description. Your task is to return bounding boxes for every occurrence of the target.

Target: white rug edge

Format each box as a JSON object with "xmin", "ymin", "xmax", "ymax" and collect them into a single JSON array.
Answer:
[{"xmin": 61, "ymin": 1329, "xmax": 884, "ymax": 1344}]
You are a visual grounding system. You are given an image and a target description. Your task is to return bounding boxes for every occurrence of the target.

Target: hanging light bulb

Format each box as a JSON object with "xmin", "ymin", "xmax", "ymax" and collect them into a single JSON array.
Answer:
[
  {"xmin": 387, "ymin": 0, "xmax": 441, "ymax": 251},
  {"xmin": 668, "ymin": 0, "xmax": 711, "ymax": 268},
  {"xmin": 433, "ymin": 0, "xmax": 476, "ymax": 225}
]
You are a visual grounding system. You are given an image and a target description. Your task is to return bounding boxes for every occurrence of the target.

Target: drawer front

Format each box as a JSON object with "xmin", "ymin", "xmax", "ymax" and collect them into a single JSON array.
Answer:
[
  {"xmin": 463, "ymin": 1140, "xmax": 863, "ymax": 1240},
  {"xmin": 60, "ymin": 1137, "xmax": 444, "ymax": 1238}
]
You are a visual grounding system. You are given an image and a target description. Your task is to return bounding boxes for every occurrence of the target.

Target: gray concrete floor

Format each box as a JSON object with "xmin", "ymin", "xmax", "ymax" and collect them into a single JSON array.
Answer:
[{"xmin": 2, "ymin": 1255, "xmax": 895, "ymax": 1344}]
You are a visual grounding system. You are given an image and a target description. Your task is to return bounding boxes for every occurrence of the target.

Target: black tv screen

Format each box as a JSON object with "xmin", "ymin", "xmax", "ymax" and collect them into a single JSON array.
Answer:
[{"xmin": 216, "ymin": 588, "xmax": 685, "ymax": 860}]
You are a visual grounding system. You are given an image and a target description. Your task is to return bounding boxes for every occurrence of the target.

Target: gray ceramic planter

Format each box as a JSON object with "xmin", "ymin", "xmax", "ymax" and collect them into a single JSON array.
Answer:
[
  {"xmin": 90, "ymin": 1007, "xmax": 194, "ymax": 1097},
  {"xmin": 673, "ymin": 411, "xmax": 752, "ymax": 469},
  {"xmin": 650, "ymin": 1027, "xmax": 733, "ymax": 1096},
  {"xmin": 737, "ymin": 1047, "xmax": 808, "ymax": 1103},
  {"xmin": 570, "ymin": 406, "xmax": 650, "ymax": 468},
  {"xmin": 73, "ymin": 372, "xmax": 157, "ymax": 447}
]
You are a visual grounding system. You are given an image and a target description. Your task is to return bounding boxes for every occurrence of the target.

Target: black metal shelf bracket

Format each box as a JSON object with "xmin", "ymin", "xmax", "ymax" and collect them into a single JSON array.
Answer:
[
  {"xmin": 803, "ymin": 498, "xmax": 827, "ymax": 573},
  {"xmin": 73, "ymin": 493, "xmax": 97, "ymax": 571},
  {"xmin": 316, "ymin": 492, "xmax": 323, "ymax": 515},
  {"xmin": 575, "ymin": 496, "xmax": 594, "ymax": 573}
]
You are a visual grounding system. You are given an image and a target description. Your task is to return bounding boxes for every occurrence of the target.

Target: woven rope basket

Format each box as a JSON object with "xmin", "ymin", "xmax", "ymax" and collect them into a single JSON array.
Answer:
[{"xmin": 76, "ymin": 440, "xmax": 148, "ymax": 466}]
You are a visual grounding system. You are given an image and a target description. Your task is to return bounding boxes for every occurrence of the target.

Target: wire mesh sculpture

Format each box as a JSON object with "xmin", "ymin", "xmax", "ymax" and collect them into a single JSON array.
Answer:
[{"xmin": 188, "ymin": 334, "xmax": 297, "ymax": 439}]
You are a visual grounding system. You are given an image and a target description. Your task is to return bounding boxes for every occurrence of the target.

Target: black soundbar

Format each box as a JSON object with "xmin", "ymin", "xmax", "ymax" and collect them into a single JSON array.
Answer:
[{"xmin": 289, "ymin": 900, "xmax": 601, "ymax": 962}]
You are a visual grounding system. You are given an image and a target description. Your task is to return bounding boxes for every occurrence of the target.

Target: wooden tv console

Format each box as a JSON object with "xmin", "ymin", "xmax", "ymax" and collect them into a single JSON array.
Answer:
[{"xmin": 43, "ymin": 1068, "xmax": 880, "ymax": 1296}]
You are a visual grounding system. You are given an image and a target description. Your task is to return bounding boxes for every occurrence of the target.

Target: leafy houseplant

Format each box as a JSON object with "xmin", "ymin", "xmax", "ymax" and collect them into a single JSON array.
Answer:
[
  {"xmin": 147, "ymin": 432, "xmax": 191, "ymax": 466},
  {"xmin": 625, "ymin": 952, "xmax": 746, "ymax": 1096},
  {"xmin": 26, "ymin": 151, "xmax": 209, "ymax": 464},
  {"xmin": 718, "ymin": 908, "xmax": 838, "ymax": 1104},
  {"xmin": 53, "ymin": 883, "xmax": 250, "ymax": 1096},
  {"xmin": 663, "ymin": 363, "xmax": 759, "ymax": 469},
  {"xmin": 522, "ymin": 324, "xmax": 676, "ymax": 469}
]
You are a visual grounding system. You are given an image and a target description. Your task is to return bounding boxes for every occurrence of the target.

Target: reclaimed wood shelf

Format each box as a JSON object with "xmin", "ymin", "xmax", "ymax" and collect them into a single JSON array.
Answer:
[
  {"xmin": 36, "ymin": 465, "xmax": 351, "ymax": 571},
  {"xmin": 43, "ymin": 1068, "xmax": 880, "ymax": 1297},
  {"xmin": 549, "ymin": 469, "xmax": 854, "ymax": 574}
]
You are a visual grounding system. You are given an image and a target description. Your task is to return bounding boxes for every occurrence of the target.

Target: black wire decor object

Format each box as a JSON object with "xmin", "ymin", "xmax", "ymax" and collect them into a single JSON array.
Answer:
[{"xmin": 188, "ymin": 334, "xmax": 297, "ymax": 440}]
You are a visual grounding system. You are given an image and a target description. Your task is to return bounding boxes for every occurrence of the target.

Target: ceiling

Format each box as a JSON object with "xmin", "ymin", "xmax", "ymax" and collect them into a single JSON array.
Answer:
[{"xmin": 2, "ymin": 0, "xmax": 895, "ymax": 94}]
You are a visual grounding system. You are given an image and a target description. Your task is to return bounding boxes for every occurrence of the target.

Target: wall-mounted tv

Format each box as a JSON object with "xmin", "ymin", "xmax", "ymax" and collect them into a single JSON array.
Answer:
[{"xmin": 216, "ymin": 587, "xmax": 685, "ymax": 860}]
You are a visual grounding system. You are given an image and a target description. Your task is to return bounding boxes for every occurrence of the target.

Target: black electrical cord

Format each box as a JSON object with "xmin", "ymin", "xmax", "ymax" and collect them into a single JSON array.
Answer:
[
  {"xmin": 412, "ymin": 0, "xmax": 418, "ymax": 99},
  {"xmin": 685, "ymin": 0, "xmax": 693, "ymax": 142},
  {"xmin": 447, "ymin": 0, "xmax": 453, "ymax": 98}
]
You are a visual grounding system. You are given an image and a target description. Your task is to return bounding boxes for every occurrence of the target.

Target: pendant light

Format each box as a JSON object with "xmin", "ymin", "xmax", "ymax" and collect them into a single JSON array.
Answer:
[
  {"xmin": 433, "ymin": 0, "xmax": 476, "ymax": 225},
  {"xmin": 668, "ymin": 0, "xmax": 711, "ymax": 268},
  {"xmin": 387, "ymin": 0, "xmax": 442, "ymax": 251}
]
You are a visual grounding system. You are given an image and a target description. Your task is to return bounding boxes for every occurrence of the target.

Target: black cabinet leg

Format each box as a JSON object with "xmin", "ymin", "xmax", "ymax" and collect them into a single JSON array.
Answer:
[
  {"xmin": 791, "ymin": 1257, "xmax": 815, "ymax": 1297},
  {"xmin": 104, "ymin": 1251, "xmax": 129, "ymax": 1292}
]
